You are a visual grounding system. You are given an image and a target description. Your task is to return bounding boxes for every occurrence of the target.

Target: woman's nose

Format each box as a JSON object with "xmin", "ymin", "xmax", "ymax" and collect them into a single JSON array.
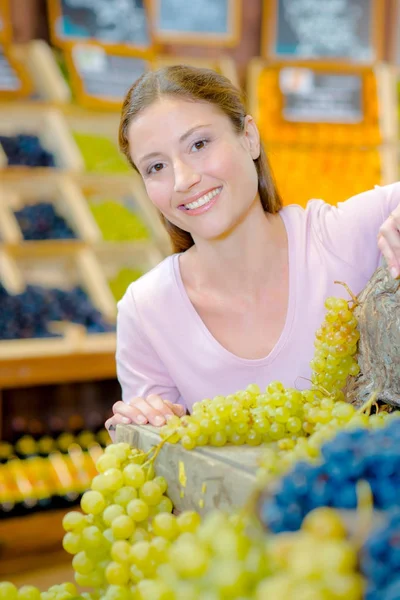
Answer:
[{"xmin": 173, "ymin": 159, "xmax": 201, "ymax": 193}]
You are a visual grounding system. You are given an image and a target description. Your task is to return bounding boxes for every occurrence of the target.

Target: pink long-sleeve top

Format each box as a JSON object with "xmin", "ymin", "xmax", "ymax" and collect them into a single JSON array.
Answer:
[{"xmin": 116, "ymin": 184, "xmax": 400, "ymax": 412}]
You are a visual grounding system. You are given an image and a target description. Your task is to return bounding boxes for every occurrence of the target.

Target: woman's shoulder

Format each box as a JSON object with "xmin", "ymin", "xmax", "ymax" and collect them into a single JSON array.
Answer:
[{"xmin": 118, "ymin": 253, "xmax": 179, "ymax": 313}]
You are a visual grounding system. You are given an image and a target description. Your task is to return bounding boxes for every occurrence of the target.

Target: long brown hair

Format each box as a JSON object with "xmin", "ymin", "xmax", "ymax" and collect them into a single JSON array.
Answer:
[{"xmin": 119, "ymin": 65, "xmax": 282, "ymax": 253}]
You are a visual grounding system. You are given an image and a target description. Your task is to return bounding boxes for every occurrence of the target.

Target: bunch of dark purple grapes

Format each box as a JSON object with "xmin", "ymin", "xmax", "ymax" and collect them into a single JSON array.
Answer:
[
  {"xmin": 14, "ymin": 202, "xmax": 76, "ymax": 240},
  {"xmin": 0, "ymin": 134, "xmax": 56, "ymax": 167}
]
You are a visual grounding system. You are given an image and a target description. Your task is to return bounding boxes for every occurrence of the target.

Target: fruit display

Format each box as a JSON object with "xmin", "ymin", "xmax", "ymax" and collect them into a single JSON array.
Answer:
[
  {"xmin": 267, "ymin": 145, "xmax": 382, "ymax": 207},
  {"xmin": 260, "ymin": 417, "xmax": 400, "ymax": 533},
  {"xmin": 0, "ymin": 283, "xmax": 114, "ymax": 340},
  {"xmin": 108, "ymin": 268, "xmax": 144, "ymax": 302},
  {"xmin": 14, "ymin": 202, "xmax": 76, "ymax": 241},
  {"xmin": 0, "ymin": 134, "xmax": 56, "ymax": 167},
  {"xmin": 72, "ymin": 132, "xmax": 130, "ymax": 174},
  {"xmin": 89, "ymin": 200, "xmax": 150, "ymax": 242}
]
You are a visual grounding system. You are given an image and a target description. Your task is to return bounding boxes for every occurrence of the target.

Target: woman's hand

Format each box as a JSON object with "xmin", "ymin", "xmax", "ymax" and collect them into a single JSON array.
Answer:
[
  {"xmin": 105, "ymin": 394, "xmax": 185, "ymax": 435},
  {"xmin": 378, "ymin": 208, "xmax": 400, "ymax": 278}
]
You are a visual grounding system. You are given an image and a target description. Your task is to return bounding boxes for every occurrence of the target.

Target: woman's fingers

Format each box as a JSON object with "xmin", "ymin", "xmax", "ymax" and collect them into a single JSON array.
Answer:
[
  {"xmin": 146, "ymin": 394, "xmax": 175, "ymax": 420},
  {"xmin": 378, "ymin": 214, "xmax": 400, "ymax": 278},
  {"xmin": 378, "ymin": 231, "xmax": 399, "ymax": 278},
  {"xmin": 164, "ymin": 399, "xmax": 186, "ymax": 417},
  {"xmin": 127, "ymin": 396, "xmax": 168, "ymax": 427}
]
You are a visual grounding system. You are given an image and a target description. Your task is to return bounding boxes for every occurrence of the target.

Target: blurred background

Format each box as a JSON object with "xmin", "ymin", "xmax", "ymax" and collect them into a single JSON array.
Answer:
[{"xmin": 0, "ymin": 0, "xmax": 399, "ymax": 588}]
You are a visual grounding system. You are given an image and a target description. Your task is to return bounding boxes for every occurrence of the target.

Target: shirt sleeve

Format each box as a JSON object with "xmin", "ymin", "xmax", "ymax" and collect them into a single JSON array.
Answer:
[
  {"xmin": 115, "ymin": 285, "xmax": 182, "ymax": 406},
  {"xmin": 310, "ymin": 183, "xmax": 400, "ymax": 277}
]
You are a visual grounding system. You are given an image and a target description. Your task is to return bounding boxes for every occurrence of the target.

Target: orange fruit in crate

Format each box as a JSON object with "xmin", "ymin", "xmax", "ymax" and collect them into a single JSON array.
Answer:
[{"xmin": 267, "ymin": 145, "xmax": 382, "ymax": 208}]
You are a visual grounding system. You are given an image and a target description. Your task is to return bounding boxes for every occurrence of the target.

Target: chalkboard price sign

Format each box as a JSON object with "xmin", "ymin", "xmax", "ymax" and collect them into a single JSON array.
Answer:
[
  {"xmin": 263, "ymin": 0, "xmax": 383, "ymax": 63},
  {"xmin": 279, "ymin": 67, "xmax": 363, "ymax": 124},
  {"xmin": 66, "ymin": 44, "xmax": 149, "ymax": 109},
  {"xmin": 0, "ymin": 46, "xmax": 32, "ymax": 98},
  {"xmin": 48, "ymin": 0, "xmax": 152, "ymax": 50},
  {"xmin": 150, "ymin": 0, "xmax": 241, "ymax": 46}
]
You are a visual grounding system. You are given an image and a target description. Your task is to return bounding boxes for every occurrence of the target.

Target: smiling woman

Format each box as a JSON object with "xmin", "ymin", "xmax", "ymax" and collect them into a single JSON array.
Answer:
[{"xmin": 105, "ymin": 65, "xmax": 400, "ymax": 435}]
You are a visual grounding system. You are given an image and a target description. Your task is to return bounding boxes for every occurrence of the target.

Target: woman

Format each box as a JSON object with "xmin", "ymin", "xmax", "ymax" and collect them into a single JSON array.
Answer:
[{"xmin": 106, "ymin": 65, "xmax": 400, "ymax": 434}]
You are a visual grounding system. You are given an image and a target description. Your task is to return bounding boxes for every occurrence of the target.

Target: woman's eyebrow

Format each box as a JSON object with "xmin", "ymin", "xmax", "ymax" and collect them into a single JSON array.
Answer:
[{"xmin": 138, "ymin": 124, "xmax": 211, "ymax": 166}]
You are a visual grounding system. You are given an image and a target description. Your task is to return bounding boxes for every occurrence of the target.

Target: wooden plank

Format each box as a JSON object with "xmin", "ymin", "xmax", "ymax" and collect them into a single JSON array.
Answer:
[
  {"xmin": 117, "ymin": 424, "xmax": 262, "ymax": 514},
  {"xmin": 0, "ymin": 350, "xmax": 116, "ymax": 388},
  {"xmin": 0, "ymin": 507, "xmax": 72, "ymax": 577}
]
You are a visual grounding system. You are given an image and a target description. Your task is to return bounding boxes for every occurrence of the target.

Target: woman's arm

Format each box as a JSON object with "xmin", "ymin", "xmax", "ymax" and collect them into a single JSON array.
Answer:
[
  {"xmin": 105, "ymin": 285, "xmax": 185, "ymax": 436},
  {"xmin": 311, "ymin": 183, "xmax": 400, "ymax": 279}
]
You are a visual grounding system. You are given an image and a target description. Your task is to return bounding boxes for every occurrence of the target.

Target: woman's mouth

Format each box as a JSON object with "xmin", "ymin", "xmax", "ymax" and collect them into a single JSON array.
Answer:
[{"xmin": 179, "ymin": 187, "xmax": 222, "ymax": 214}]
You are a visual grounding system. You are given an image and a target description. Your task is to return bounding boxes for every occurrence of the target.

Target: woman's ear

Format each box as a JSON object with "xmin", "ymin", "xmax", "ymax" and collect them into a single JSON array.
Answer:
[{"xmin": 243, "ymin": 115, "xmax": 261, "ymax": 160}]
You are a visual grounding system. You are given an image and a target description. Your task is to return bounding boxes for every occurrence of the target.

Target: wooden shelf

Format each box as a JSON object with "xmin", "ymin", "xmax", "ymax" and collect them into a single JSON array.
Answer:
[
  {"xmin": 0, "ymin": 346, "xmax": 116, "ymax": 388},
  {"xmin": 0, "ymin": 507, "xmax": 74, "ymax": 577}
]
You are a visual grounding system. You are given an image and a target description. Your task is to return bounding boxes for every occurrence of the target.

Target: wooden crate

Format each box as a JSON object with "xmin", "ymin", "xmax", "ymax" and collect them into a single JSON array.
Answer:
[
  {"xmin": 0, "ymin": 173, "xmax": 102, "ymax": 245},
  {"xmin": 116, "ymin": 424, "xmax": 262, "ymax": 515},
  {"xmin": 76, "ymin": 175, "xmax": 171, "ymax": 255},
  {"xmin": 0, "ymin": 246, "xmax": 116, "ymax": 359},
  {"xmin": 0, "ymin": 104, "xmax": 84, "ymax": 172}
]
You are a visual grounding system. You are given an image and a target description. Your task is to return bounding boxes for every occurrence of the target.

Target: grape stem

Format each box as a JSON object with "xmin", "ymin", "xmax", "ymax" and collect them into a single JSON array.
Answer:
[
  {"xmin": 357, "ymin": 390, "xmax": 379, "ymax": 416},
  {"xmin": 334, "ymin": 281, "xmax": 359, "ymax": 307},
  {"xmin": 143, "ymin": 432, "xmax": 177, "ymax": 468}
]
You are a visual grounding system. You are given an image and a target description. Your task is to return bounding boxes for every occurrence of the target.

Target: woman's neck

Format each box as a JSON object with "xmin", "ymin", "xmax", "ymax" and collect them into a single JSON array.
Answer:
[{"xmin": 182, "ymin": 200, "xmax": 287, "ymax": 296}]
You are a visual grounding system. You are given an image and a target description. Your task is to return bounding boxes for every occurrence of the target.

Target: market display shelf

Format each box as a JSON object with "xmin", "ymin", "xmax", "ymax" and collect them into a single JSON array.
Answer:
[
  {"xmin": 116, "ymin": 423, "xmax": 262, "ymax": 515},
  {"xmin": 0, "ymin": 104, "xmax": 84, "ymax": 172},
  {"xmin": 153, "ymin": 54, "xmax": 240, "ymax": 89},
  {"xmin": 0, "ymin": 245, "xmax": 116, "ymax": 360},
  {"xmin": 0, "ymin": 173, "xmax": 102, "ymax": 245}
]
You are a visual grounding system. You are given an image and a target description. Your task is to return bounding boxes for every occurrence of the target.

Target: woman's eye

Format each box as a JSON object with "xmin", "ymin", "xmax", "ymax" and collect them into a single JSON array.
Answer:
[
  {"xmin": 149, "ymin": 163, "xmax": 164, "ymax": 174},
  {"xmin": 191, "ymin": 139, "xmax": 208, "ymax": 152}
]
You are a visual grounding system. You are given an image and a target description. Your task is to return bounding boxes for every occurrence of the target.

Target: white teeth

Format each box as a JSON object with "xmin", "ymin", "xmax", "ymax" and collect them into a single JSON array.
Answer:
[{"xmin": 185, "ymin": 187, "xmax": 221, "ymax": 210}]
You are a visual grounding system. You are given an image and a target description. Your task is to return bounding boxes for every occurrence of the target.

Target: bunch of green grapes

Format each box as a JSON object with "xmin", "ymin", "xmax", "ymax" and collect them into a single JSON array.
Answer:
[
  {"xmin": 61, "ymin": 442, "xmax": 202, "ymax": 599},
  {"xmin": 90, "ymin": 201, "xmax": 150, "ymax": 242},
  {"xmin": 0, "ymin": 582, "xmax": 79, "ymax": 600},
  {"xmin": 258, "ymin": 507, "xmax": 364, "ymax": 599},
  {"xmin": 311, "ymin": 295, "xmax": 360, "ymax": 398},
  {"xmin": 257, "ymin": 397, "xmax": 394, "ymax": 487},
  {"xmin": 161, "ymin": 383, "xmax": 340, "ymax": 450}
]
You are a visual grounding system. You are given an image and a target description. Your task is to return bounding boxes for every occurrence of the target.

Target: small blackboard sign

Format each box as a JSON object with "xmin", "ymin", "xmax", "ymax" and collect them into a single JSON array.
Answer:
[
  {"xmin": 0, "ymin": 46, "xmax": 33, "ymax": 97},
  {"xmin": 279, "ymin": 67, "xmax": 363, "ymax": 124},
  {"xmin": 0, "ymin": 47, "xmax": 19, "ymax": 91},
  {"xmin": 67, "ymin": 44, "xmax": 148, "ymax": 108},
  {"xmin": 151, "ymin": 0, "xmax": 241, "ymax": 46},
  {"xmin": 264, "ymin": 0, "xmax": 382, "ymax": 62},
  {"xmin": 49, "ymin": 0, "xmax": 151, "ymax": 49}
]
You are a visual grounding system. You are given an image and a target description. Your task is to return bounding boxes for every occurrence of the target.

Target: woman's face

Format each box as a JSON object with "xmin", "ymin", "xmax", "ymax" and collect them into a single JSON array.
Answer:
[{"xmin": 128, "ymin": 97, "xmax": 261, "ymax": 243}]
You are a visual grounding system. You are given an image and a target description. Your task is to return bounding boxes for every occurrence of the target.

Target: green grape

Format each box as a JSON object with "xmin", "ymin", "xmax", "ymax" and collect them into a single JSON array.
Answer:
[
  {"xmin": 0, "ymin": 584, "xmax": 18, "ymax": 600},
  {"xmin": 111, "ymin": 515, "xmax": 135, "ymax": 540},
  {"xmin": 113, "ymin": 486, "xmax": 137, "ymax": 507},
  {"xmin": 128, "ymin": 540, "xmax": 153, "ymax": 569},
  {"xmin": 153, "ymin": 476, "xmax": 168, "ymax": 495},
  {"xmin": 96, "ymin": 453, "xmax": 120, "ymax": 473},
  {"xmin": 153, "ymin": 496, "xmax": 173, "ymax": 514},
  {"xmin": 105, "ymin": 562, "xmax": 130, "ymax": 586},
  {"xmin": 123, "ymin": 463, "xmax": 145, "ymax": 488},
  {"xmin": 62, "ymin": 532, "xmax": 82, "ymax": 554},
  {"xmin": 105, "ymin": 442, "xmax": 131, "ymax": 460},
  {"xmin": 81, "ymin": 526, "xmax": 103, "ymax": 551},
  {"xmin": 72, "ymin": 551, "xmax": 94, "ymax": 575},
  {"xmin": 91, "ymin": 474, "xmax": 110, "ymax": 494},
  {"xmin": 130, "ymin": 527, "xmax": 151, "ymax": 544},
  {"xmin": 81, "ymin": 490, "xmax": 106, "ymax": 515},
  {"xmin": 16, "ymin": 587, "xmax": 40, "ymax": 600},
  {"xmin": 103, "ymin": 468, "xmax": 124, "ymax": 492},
  {"xmin": 103, "ymin": 504, "xmax": 125, "ymax": 526},
  {"xmin": 176, "ymin": 511, "xmax": 201, "ymax": 533},
  {"xmin": 127, "ymin": 498, "xmax": 150, "ymax": 521},
  {"xmin": 62, "ymin": 510, "xmax": 86, "ymax": 533},
  {"xmin": 152, "ymin": 513, "xmax": 179, "ymax": 541},
  {"xmin": 139, "ymin": 481, "xmax": 163, "ymax": 506},
  {"xmin": 111, "ymin": 540, "xmax": 131, "ymax": 563},
  {"xmin": 104, "ymin": 585, "xmax": 131, "ymax": 600}
]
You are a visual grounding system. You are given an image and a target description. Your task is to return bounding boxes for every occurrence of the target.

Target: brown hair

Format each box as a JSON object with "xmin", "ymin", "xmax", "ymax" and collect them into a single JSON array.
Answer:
[{"xmin": 119, "ymin": 65, "xmax": 282, "ymax": 253}]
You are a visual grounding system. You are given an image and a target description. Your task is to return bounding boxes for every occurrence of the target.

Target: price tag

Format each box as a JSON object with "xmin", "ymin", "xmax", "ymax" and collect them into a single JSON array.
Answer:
[{"xmin": 279, "ymin": 67, "xmax": 363, "ymax": 124}]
